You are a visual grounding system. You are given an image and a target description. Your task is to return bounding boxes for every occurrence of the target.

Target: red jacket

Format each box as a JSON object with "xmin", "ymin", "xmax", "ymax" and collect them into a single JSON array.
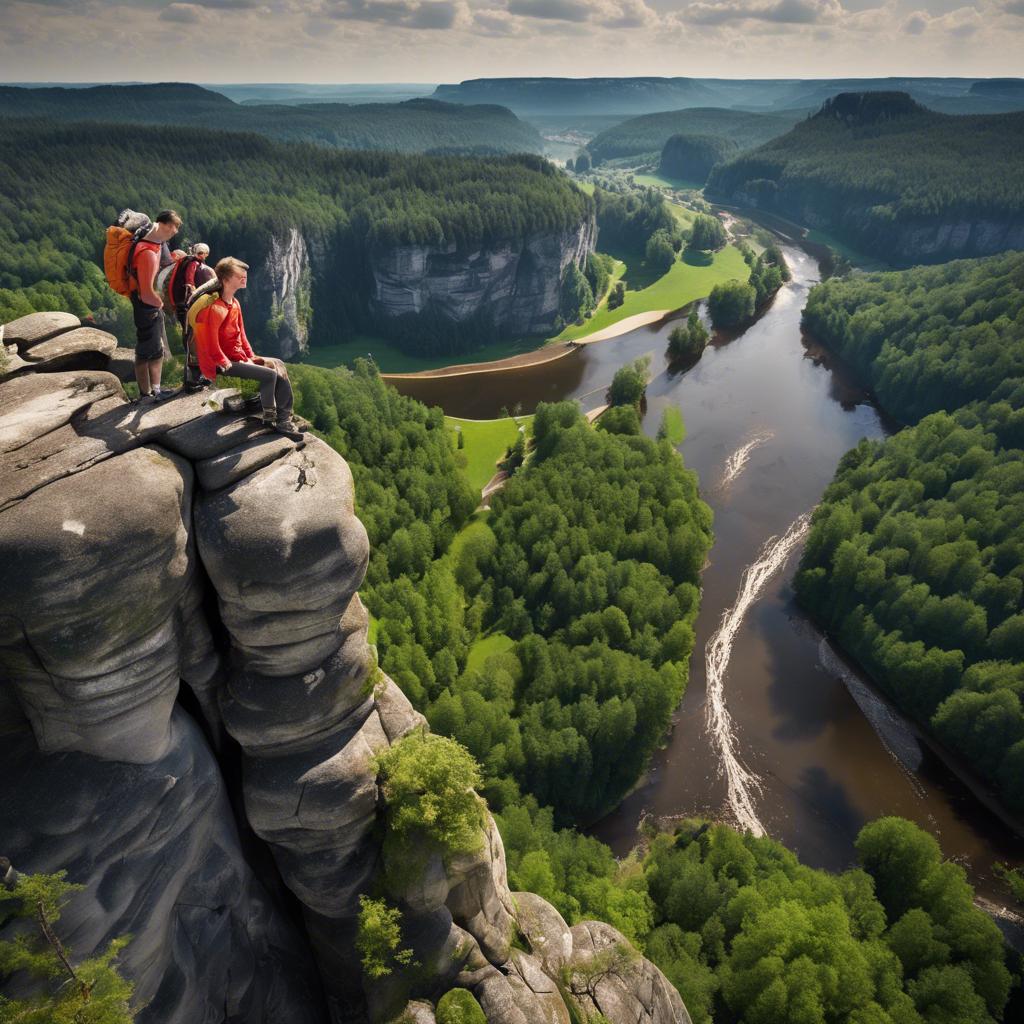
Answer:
[{"xmin": 194, "ymin": 298, "xmax": 255, "ymax": 379}]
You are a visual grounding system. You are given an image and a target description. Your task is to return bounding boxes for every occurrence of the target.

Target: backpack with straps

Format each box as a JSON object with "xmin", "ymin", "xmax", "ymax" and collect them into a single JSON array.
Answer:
[{"xmin": 102, "ymin": 209, "xmax": 152, "ymax": 297}]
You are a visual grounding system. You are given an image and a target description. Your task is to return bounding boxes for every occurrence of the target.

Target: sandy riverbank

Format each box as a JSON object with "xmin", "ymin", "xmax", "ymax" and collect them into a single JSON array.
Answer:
[{"xmin": 381, "ymin": 309, "xmax": 674, "ymax": 382}]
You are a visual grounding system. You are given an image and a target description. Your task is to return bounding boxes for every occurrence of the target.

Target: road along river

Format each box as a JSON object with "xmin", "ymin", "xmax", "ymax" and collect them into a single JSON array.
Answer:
[{"xmin": 388, "ymin": 243, "xmax": 1024, "ymax": 925}]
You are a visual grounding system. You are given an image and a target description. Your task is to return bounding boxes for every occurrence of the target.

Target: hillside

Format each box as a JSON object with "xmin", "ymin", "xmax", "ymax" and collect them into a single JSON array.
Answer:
[
  {"xmin": 0, "ymin": 83, "xmax": 544, "ymax": 155},
  {"xmin": 586, "ymin": 106, "xmax": 800, "ymax": 167},
  {"xmin": 0, "ymin": 118, "xmax": 593, "ymax": 358},
  {"xmin": 706, "ymin": 92, "xmax": 1024, "ymax": 262}
]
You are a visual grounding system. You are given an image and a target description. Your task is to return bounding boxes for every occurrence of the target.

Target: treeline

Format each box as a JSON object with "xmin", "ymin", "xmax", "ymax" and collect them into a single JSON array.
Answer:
[
  {"xmin": 586, "ymin": 107, "xmax": 798, "ymax": 167},
  {"xmin": 797, "ymin": 254, "xmax": 1024, "ymax": 812},
  {"xmin": 0, "ymin": 84, "xmax": 544, "ymax": 156},
  {"xmin": 707, "ymin": 93, "xmax": 1024, "ymax": 261},
  {"xmin": 0, "ymin": 119, "xmax": 591, "ymax": 347}
]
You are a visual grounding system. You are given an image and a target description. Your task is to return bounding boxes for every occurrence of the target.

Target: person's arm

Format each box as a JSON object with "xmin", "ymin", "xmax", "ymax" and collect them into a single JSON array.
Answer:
[
  {"xmin": 136, "ymin": 248, "xmax": 162, "ymax": 307},
  {"xmin": 196, "ymin": 304, "xmax": 232, "ymax": 372}
]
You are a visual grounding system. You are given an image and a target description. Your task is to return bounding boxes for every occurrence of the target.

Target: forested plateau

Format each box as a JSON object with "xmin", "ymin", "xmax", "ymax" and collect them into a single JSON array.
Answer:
[
  {"xmin": 0, "ymin": 118, "xmax": 594, "ymax": 358},
  {"xmin": 586, "ymin": 107, "xmax": 800, "ymax": 169},
  {"xmin": 706, "ymin": 92, "xmax": 1024, "ymax": 263},
  {"xmin": 798, "ymin": 252, "xmax": 1024, "ymax": 816},
  {"xmin": 0, "ymin": 83, "xmax": 544, "ymax": 155}
]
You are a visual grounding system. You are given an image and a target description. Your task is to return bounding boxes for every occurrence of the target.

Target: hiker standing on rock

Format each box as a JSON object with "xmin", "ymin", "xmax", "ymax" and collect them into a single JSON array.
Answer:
[
  {"xmin": 193, "ymin": 257, "xmax": 301, "ymax": 436},
  {"xmin": 132, "ymin": 209, "xmax": 181, "ymax": 400}
]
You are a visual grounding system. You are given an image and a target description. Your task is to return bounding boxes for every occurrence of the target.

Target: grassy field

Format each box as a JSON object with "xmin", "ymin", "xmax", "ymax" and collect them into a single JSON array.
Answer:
[
  {"xmin": 465, "ymin": 632, "xmax": 515, "ymax": 673},
  {"xmin": 297, "ymin": 333, "xmax": 545, "ymax": 374},
  {"xmin": 446, "ymin": 415, "xmax": 532, "ymax": 492},
  {"xmin": 556, "ymin": 240, "xmax": 749, "ymax": 341},
  {"xmin": 634, "ymin": 171, "xmax": 706, "ymax": 192}
]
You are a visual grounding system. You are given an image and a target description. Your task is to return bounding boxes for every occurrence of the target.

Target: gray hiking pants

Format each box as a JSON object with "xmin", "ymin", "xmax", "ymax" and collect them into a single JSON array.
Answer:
[{"xmin": 220, "ymin": 359, "xmax": 293, "ymax": 420}]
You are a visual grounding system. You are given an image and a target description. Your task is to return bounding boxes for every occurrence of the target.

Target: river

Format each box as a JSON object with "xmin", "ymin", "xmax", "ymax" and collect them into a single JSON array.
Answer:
[{"xmin": 389, "ymin": 243, "xmax": 1024, "ymax": 926}]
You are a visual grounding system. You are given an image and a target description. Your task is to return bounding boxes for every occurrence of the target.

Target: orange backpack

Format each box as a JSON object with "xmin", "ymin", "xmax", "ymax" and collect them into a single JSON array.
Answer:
[{"xmin": 102, "ymin": 209, "xmax": 152, "ymax": 296}]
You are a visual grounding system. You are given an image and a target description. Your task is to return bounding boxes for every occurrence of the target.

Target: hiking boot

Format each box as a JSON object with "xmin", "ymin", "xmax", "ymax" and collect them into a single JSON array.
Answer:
[
  {"xmin": 152, "ymin": 387, "xmax": 176, "ymax": 401},
  {"xmin": 272, "ymin": 416, "xmax": 305, "ymax": 441}
]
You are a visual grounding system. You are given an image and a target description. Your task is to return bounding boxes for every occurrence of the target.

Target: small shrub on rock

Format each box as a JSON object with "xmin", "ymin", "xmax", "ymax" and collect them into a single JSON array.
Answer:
[{"xmin": 436, "ymin": 988, "xmax": 486, "ymax": 1024}]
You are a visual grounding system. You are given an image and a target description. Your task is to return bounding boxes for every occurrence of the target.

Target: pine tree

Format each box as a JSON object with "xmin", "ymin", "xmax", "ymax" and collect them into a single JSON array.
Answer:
[{"xmin": 0, "ymin": 859, "xmax": 135, "ymax": 1024}]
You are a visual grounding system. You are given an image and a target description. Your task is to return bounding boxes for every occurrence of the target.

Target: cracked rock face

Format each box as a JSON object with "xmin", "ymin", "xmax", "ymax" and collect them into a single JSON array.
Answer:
[
  {"xmin": 0, "ymin": 318, "xmax": 691, "ymax": 1024},
  {"xmin": 369, "ymin": 219, "xmax": 596, "ymax": 338}
]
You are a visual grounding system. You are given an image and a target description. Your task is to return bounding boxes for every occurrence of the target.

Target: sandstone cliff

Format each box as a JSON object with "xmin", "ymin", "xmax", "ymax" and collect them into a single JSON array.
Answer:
[
  {"xmin": 0, "ymin": 310, "xmax": 687, "ymax": 1024},
  {"xmin": 368, "ymin": 218, "xmax": 597, "ymax": 339},
  {"xmin": 725, "ymin": 186, "xmax": 1024, "ymax": 263},
  {"xmin": 245, "ymin": 215, "xmax": 596, "ymax": 360}
]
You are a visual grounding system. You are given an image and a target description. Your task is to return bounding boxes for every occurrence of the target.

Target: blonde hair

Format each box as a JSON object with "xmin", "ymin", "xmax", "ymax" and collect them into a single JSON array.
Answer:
[{"xmin": 214, "ymin": 256, "xmax": 249, "ymax": 284}]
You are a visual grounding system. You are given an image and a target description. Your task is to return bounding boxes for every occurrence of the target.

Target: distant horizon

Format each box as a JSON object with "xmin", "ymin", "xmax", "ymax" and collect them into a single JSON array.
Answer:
[{"xmin": 3, "ymin": 74, "xmax": 1023, "ymax": 87}]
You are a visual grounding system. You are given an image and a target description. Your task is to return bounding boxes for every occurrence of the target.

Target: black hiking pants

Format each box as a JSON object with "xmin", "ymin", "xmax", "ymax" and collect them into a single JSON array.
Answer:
[{"xmin": 219, "ymin": 359, "xmax": 293, "ymax": 420}]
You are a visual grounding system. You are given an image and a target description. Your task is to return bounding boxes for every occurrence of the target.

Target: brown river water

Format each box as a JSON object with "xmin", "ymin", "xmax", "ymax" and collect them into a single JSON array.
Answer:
[{"xmin": 390, "ymin": 245, "xmax": 1023, "ymax": 929}]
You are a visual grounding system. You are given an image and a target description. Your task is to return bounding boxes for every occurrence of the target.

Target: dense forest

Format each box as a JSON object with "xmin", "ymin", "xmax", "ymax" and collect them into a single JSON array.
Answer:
[
  {"xmin": 660, "ymin": 135, "xmax": 739, "ymax": 186},
  {"xmin": 0, "ymin": 118, "xmax": 591, "ymax": 348},
  {"xmin": 797, "ymin": 254, "xmax": 1024, "ymax": 813},
  {"xmin": 287, "ymin": 368, "xmax": 711, "ymax": 825},
  {"xmin": 803, "ymin": 253, "xmax": 1024, "ymax": 423},
  {"xmin": 586, "ymin": 107, "xmax": 798, "ymax": 167},
  {"xmin": 706, "ymin": 93, "xmax": 1024, "ymax": 262},
  {"xmin": 0, "ymin": 84, "xmax": 543, "ymax": 156}
]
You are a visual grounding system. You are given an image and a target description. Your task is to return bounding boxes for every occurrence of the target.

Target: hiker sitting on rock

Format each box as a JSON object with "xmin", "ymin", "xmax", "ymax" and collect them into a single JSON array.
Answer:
[{"xmin": 193, "ymin": 256, "xmax": 300, "ymax": 436}]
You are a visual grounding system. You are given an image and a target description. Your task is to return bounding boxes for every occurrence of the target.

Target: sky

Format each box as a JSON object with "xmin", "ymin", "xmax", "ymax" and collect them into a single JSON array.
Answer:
[{"xmin": 2, "ymin": 0, "xmax": 1023, "ymax": 82}]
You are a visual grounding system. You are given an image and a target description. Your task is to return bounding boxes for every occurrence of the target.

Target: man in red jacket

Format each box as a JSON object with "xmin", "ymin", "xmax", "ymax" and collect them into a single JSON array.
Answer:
[{"xmin": 193, "ymin": 256, "xmax": 300, "ymax": 435}]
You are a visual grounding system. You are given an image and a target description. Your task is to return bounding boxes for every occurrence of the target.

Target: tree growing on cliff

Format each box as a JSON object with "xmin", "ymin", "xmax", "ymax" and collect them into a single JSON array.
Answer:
[
  {"xmin": 375, "ymin": 731, "xmax": 485, "ymax": 863},
  {"xmin": 707, "ymin": 279, "xmax": 756, "ymax": 328},
  {"xmin": 560, "ymin": 263, "xmax": 595, "ymax": 323},
  {"xmin": 0, "ymin": 862, "xmax": 135, "ymax": 1023},
  {"xmin": 356, "ymin": 896, "xmax": 414, "ymax": 979}
]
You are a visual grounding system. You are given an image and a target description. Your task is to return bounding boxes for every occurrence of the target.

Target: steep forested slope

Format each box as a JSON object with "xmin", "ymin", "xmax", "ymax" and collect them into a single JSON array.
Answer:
[
  {"xmin": 0, "ymin": 83, "xmax": 543, "ymax": 155},
  {"xmin": 707, "ymin": 93, "xmax": 1024, "ymax": 262},
  {"xmin": 587, "ymin": 107, "xmax": 799, "ymax": 167},
  {"xmin": 798, "ymin": 255, "xmax": 1024, "ymax": 812}
]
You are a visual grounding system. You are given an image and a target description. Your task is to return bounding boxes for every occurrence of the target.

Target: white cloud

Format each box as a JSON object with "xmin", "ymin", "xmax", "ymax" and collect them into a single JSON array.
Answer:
[{"xmin": 684, "ymin": 0, "xmax": 843, "ymax": 25}]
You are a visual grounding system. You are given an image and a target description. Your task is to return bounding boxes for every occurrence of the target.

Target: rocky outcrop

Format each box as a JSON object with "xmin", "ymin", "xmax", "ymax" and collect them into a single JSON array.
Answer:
[
  {"xmin": 368, "ymin": 218, "xmax": 596, "ymax": 338},
  {"xmin": 0, "ymin": 310, "xmax": 688, "ymax": 1024},
  {"xmin": 248, "ymin": 228, "xmax": 313, "ymax": 361}
]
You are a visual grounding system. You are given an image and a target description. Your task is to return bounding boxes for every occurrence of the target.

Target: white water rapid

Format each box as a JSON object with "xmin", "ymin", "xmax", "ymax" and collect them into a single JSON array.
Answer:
[
  {"xmin": 721, "ymin": 432, "xmax": 773, "ymax": 489},
  {"xmin": 704, "ymin": 511, "xmax": 813, "ymax": 836}
]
